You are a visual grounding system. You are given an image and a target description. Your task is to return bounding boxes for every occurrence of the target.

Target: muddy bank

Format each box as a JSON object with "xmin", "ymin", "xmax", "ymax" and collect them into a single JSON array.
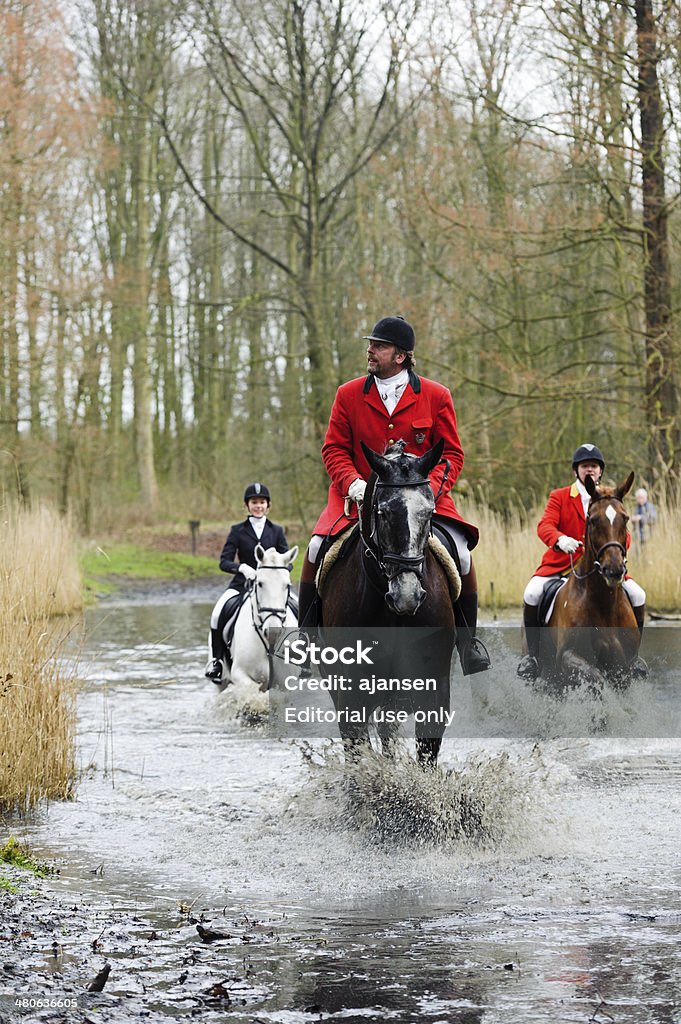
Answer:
[{"xmin": 0, "ymin": 866, "xmax": 294, "ymax": 1023}]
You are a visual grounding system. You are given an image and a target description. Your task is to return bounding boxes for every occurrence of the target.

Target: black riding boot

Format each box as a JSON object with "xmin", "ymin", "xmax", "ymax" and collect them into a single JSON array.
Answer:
[
  {"xmin": 205, "ymin": 627, "xmax": 225, "ymax": 682},
  {"xmin": 517, "ymin": 603, "xmax": 541, "ymax": 680},
  {"xmin": 631, "ymin": 605, "xmax": 649, "ymax": 678},
  {"xmin": 454, "ymin": 593, "xmax": 491, "ymax": 675},
  {"xmin": 298, "ymin": 581, "xmax": 321, "ymax": 628}
]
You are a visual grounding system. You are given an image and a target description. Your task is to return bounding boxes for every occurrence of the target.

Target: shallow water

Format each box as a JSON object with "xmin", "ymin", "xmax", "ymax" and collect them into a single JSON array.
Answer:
[{"xmin": 17, "ymin": 589, "xmax": 681, "ymax": 1021}]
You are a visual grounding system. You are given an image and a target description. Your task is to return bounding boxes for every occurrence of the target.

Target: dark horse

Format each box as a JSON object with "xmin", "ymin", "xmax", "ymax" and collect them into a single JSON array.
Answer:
[
  {"xmin": 542, "ymin": 471, "xmax": 641, "ymax": 687},
  {"xmin": 321, "ymin": 439, "xmax": 456, "ymax": 769}
]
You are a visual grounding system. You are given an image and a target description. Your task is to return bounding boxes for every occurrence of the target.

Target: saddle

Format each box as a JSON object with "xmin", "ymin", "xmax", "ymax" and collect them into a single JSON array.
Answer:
[
  {"xmin": 220, "ymin": 592, "xmax": 247, "ymax": 665},
  {"xmin": 315, "ymin": 526, "xmax": 359, "ymax": 598},
  {"xmin": 221, "ymin": 588, "xmax": 298, "ymax": 656},
  {"xmin": 538, "ymin": 577, "xmax": 568, "ymax": 626},
  {"xmin": 537, "ymin": 575, "xmax": 637, "ymax": 627}
]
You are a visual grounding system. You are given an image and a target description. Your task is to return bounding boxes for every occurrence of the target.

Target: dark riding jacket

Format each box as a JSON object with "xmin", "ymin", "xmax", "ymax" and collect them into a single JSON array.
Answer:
[{"xmin": 220, "ymin": 519, "xmax": 289, "ymax": 590}]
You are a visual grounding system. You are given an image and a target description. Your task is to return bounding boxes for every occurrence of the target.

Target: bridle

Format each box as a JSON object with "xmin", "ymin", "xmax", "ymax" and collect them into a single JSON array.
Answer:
[
  {"xmin": 359, "ymin": 459, "xmax": 450, "ymax": 587},
  {"xmin": 572, "ymin": 496, "xmax": 627, "ymax": 582},
  {"xmin": 246, "ymin": 566, "xmax": 291, "ymax": 650}
]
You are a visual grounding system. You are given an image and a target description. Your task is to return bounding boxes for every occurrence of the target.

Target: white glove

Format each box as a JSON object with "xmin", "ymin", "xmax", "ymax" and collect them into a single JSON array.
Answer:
[
  {"xmin": 348, "ymin": 478, "xmax": 367, "ymax": 503},
  {"xmin": 556, "ymin": 535, "xmax": 581, "ymax": 555},
  {"xmin": 238, "ymin": 563, "xmax": 257, "ymax": 580}
]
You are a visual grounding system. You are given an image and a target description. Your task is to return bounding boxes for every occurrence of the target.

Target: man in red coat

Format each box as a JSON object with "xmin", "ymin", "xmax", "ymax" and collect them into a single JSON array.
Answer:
[
  {"xmin": 517, "ymin": 444, "xmax": 647, "ymax": 680},
  {"xmin": 298, "ymin": 314, "xmax": 490, "ymax": 675}
]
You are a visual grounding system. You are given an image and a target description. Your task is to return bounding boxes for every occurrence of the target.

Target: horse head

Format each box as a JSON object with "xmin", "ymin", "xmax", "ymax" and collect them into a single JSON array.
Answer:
[
  {"xmin": 583, "ymin": 472, "xmax": 634, "ymax": 587},
  {"xmin": 360, "ymin": 438, "xmax": 444, "ymax": 615},
  {"xmin": 252, "ymin": 544, "xmax": 298, "ymax": 635}
]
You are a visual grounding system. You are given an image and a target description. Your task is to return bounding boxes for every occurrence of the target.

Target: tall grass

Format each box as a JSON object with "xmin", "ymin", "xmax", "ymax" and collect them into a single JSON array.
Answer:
[
  {"xmin": 462, "ymin": 493, "xmax": 681, "ymax": 613},
  {"xmin": 627, "ymin": 500, "xmax": 681, "ymax": 613},
  {"xmin": 0, "ymin": 505, "xmax": 81, "ymax": 812}
]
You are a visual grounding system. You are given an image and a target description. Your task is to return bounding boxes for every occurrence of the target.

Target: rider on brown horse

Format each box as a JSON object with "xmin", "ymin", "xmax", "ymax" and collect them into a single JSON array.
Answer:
[
  {"xmin": 517, "ymin": 444, "xmax": 648, "ymax": 681},
  {"xmin": 298, "ymin": 314, "xmax": 490, "ymax": 675}
]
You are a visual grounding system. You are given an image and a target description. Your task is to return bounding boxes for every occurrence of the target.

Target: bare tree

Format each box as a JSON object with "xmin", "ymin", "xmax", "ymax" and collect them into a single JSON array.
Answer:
[
  {"xmin": 163, "ymin": 0, "xmax": 419, "ymax": 440},
  {"xmin": 634, "ymin": 0, "xmax": 679, "ymax": 474}
]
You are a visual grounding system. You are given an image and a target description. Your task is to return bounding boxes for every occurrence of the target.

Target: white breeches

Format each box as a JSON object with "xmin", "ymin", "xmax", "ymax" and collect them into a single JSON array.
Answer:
[
  {"xmin": 307, "ymin": 536, "xmax": 325, "ymax": 564},
  {"xmin": 622, "ymin": 579, "xmax": 646, "ymax": 607},
  {"xmin": 523, "ymin": 576, "xmax": 551, "ymax": 606},
  {"xmin": 306, "ymin": 526, "xmax": 472, "ymax": 577},
  {"xmin": 524, "ymin": 575, "xmax": 645, "ymax": 608},
  {"xmin": 210, "ymin": 588, "xmax": 239, "ymax": 628}
]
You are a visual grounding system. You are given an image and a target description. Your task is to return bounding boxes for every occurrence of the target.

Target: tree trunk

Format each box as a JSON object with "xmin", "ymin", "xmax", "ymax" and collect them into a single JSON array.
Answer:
[{"xmin": 634, "ymin": 0, "xmax": 679, "ymax": 474}]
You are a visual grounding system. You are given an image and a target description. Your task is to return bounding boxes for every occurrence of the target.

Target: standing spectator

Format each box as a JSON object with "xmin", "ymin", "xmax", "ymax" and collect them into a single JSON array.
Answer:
[{"xmin": 631, "ymin": 487, "xmax": 657, "ymax": 544}]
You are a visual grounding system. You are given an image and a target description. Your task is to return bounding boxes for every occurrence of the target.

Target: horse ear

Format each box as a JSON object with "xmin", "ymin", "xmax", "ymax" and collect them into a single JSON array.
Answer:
[
  {"xmin": 286, "ymin": 545, "xmax": 298, "ymax": 567},
  {"xmin": 616, "ymin": 471, "xmax": 635, "ymax": 501},
  {"xmin": 413, "ymin": 438, "xmax": 445, "ymax": 478},
  {"xmin": 254, "ymin": 543, "xmax": 265, "ymax": 563},
  {"xmin": 361, "ymin": 440, "xmax": 389, "ymax": 477},
  {"xmin": 584, "ymin": 474, "xmax": 598, "ymax": 498}
]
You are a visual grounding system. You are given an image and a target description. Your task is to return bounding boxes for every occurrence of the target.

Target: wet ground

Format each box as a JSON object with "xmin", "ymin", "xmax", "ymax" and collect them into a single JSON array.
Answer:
[{"xmin": 1, "ymin": 583, "xmax": 680, "ymax": 1022}]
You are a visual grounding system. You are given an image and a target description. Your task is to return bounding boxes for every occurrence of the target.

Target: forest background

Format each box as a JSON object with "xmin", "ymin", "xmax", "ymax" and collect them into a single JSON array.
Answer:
[{"xmin": 1, "ymin": 0, "xmax": 680, "ymax": 538}]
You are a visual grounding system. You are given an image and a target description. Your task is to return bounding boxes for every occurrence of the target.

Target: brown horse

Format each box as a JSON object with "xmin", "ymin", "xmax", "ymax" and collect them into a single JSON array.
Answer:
[
  {"xmin": 321, "ymin": 439, "xmax": 456, "ymax": 769},
  {"xmin": 543, "ymin": 471, "xmax": 641, "ymax": 687}
]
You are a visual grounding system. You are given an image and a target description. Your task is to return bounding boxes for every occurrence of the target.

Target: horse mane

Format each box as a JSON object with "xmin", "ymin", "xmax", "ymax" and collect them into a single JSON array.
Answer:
[
  {"xmin": 383, "ymin": 438, "xmax": 410, "ymax": 459},
  {"xmin": 258, "ymin": 548, "xmax": 288, "ymax": 566},
  {"xmin": 589, "ymin": 483, "xmax": 620, "ymax": 501}
]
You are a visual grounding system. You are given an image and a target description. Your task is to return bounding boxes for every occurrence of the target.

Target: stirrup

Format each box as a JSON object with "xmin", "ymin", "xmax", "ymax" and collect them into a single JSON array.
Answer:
[
  {"xmin": 517, "ymin": 654, "xmax": 540, "ymax": 681},
  {"xmin": 460, "ymin": 636, "xmax": 491, "ymax": 676},
  {"xmin": 630, "ymin": 655, "xmax": 648, "ymax": 679}
]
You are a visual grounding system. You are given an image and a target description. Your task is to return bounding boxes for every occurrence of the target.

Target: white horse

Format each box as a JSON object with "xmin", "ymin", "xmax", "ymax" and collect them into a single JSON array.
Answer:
[{"xmin": 216, "ymin": 544, "xmax": 298, "ymax": 693}]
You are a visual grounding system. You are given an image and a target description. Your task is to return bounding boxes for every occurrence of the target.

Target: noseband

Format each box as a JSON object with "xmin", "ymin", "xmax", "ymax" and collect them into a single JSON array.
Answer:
[{"xmin": 573, "ymin": 499, "xmax": 627, "ymax": 581}]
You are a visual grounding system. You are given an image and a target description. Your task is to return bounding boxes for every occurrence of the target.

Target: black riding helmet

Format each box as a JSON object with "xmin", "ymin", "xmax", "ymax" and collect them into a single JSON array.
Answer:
[
  {"xmin": 571, "ymin": 444, "xmax": 605, "ymax": 471},
  {"xmin": 363, "ymin": 315, "xmax": 415, "ymax": 352},
  {"xmin": 244, "ymin": 482, "xmax": 271, "ymax": 503}
]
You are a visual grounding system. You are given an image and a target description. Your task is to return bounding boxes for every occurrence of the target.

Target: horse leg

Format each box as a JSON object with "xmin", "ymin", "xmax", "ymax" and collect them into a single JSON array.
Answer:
[
  {"xmin": 375, "ymin": 717, "xmax": 399, "ymax": 759},
  {"xmin": 559, "ymin": 649, "xmax": 607, "ymax": 696},
  {"xmin": 415, "ymin": 736, "xmax": 441, "ymax": 770}
]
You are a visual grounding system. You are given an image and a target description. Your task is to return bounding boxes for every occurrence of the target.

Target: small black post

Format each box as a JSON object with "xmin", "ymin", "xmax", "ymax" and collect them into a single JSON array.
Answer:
[{"xmin": 189, "ymin": 519, "xmax": 201, "ymax": 556}]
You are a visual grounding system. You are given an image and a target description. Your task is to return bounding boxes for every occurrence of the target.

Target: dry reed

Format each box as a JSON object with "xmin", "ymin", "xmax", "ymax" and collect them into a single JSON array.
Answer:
[
  {"xmin": 0, "ymin": 505, "xmax": 81, "ymax": 813},
  {"xmin": 627, "ymin": 503, "xmax": 681, "ymax": 612}
]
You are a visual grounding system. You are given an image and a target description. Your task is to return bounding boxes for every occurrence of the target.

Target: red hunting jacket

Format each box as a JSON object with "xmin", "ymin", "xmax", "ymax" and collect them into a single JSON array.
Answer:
[
  {"xmin": 312, "ymin": 372, "xmax": 478, "ymax": 546},
  {"xmin": 534, "ymin": 481, "xmax": 631, "ymax": 576}
]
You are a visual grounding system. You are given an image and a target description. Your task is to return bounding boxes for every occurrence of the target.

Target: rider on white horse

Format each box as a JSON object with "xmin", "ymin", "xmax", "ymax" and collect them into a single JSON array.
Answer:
[{"xmin": 205, "ymin": 483, "xmax": 291, "ymax": 682}]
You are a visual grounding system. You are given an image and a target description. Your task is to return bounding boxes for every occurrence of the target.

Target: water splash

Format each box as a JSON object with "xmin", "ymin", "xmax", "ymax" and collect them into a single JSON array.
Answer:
[
  {"xmin": 214, "ymin": 681, "xmax": 270, "ymax": 728},
  {"xmin": 294, "ymin": 740, "xmax": 550, "ymax": 849}
]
